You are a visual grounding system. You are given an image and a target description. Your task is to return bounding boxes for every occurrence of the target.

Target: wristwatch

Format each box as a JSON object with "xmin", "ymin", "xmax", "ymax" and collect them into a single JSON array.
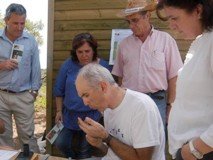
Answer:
[
  {"xmin": 189, "ymin": 140, "xmax": 203, "ymax": 159},
  {"xmin": 103, "ymin": 134, "xmax": 113, "ymax": 146}
]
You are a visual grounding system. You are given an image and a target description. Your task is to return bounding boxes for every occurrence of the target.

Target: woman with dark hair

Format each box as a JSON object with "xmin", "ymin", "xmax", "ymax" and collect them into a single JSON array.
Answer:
[
  {"xmin": 53, "ymin": 33, "xmax": 111, "ymax": 159},
  {"xmin": 157, "ymin": 0, "xmax": 213, "ymax": 160}
]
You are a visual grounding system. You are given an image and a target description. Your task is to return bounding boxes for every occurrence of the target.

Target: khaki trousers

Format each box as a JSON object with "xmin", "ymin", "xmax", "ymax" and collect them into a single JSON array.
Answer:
[{"xmin": 0, "ymin": 90, "xmax": 39, "ymax": 152}]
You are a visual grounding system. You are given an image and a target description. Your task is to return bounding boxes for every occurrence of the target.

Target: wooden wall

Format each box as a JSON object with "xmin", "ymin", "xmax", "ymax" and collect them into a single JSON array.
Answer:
[{"xmin": 46, "ymin": 0, "xmax": 191, "ymax": 155}]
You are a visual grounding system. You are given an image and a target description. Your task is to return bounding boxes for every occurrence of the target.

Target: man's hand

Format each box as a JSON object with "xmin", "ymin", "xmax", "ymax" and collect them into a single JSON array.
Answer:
[
  {"xmin": 0, "ymin": 59, "xmax": 18, "ymax": 70},
  {"xmin": 29, "ymin": 90, "xmax": 38, "ymax": 99},
  {"xmin": 78, "ymin": 117, "xmax": 108, "ymax": 139},
  {"xmin": 86, "ymin": 134, "xmax": 103, "ymax": 148}
]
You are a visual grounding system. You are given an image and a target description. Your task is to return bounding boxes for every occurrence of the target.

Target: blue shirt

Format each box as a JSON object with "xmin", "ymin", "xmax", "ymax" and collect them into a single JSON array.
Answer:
[
  {"xmin": 0, "ymin": 29, "xmax": 41, "ymax": 92},
  {"xmin": 54, "ymin": 58, "xmax": 112, "ymax": 130}
]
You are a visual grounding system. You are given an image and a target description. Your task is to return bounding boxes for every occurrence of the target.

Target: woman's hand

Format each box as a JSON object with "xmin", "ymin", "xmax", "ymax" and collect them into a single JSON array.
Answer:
[
  {"xmin": 55, "ymin": 111, "xmax": 63, "ymax": 124},
  {"xmin": 181, "ymin": 143, "xmax": 197, "ymax": 160}
]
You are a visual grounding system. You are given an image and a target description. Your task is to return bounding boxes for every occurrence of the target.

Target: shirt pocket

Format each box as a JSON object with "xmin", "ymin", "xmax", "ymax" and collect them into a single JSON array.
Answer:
[
  {"xmin": 150, "ymin": 51, "xmax": 165, "ymax": 71},
  {"xmin": 20, "ymin": 52, "xmax": 31, "ymax": 68}
]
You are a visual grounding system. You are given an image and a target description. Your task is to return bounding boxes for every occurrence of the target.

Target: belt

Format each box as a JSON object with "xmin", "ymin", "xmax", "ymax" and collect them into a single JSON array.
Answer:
[
  {"xmin": 145, "ymin": 90, "xmax": 165, "ymax": 100},
  {"xmin": 0, "ymin": 89, "xmax": 27, "ymax": 94}
]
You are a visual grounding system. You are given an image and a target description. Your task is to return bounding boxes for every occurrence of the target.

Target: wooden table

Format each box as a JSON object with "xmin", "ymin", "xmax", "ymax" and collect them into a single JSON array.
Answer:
[
  {"xmin": 0, "ymin": 146, "xmax": 67, "ymax": 160},
  {"xmin": 12, "ymin": 153, "xmax": 101, "ymax": 160},
  {"xmin": 33, "ymin": 154, "xmax": 67, "ymax": 160},
  {"xmin": 11, "ymin": 152, "xmax": 67, "ymax": 160}
]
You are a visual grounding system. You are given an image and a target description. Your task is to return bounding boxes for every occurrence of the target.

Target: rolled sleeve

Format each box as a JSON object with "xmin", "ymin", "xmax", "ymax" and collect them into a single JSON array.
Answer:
[
  {"xmin": 31, "ymin": 40, "xmax": 41, "ymax": 90},
  {"xmin": 200, "ymin": 125, "xmax": 213, "ymax": 148},
  {"xmin": 53, "ymin": 60, "xmax": 70, "ymax": 97}
]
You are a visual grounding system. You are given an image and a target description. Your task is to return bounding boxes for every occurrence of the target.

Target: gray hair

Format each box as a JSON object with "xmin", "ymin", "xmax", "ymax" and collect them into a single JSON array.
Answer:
[
  {"xmin": 4, "ymin": 3, "xmax": 26, "ymax": 20},
  {"xmin": 77, "ymin": 63, "xmax": 116, "ymax": 88}
]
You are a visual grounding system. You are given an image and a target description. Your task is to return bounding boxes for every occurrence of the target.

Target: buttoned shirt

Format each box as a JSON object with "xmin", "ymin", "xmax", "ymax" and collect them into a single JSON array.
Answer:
[
  {"xmin": 112, "ymin": 28, "xmax": 183, "ymax": 93},
  {"xmin": 168, "ymin": 31, "xmax": 213, "ymax": 158},
  {"xmin": 0, "ymin": 29, "xmax": 41, "ymax": 92},
  {"xmin": 54, "ymin": 58, "xmax": 112, "ymax": 130}
]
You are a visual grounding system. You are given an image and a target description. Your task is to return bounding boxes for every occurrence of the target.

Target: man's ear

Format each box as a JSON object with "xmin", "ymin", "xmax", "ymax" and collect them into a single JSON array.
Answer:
[
  {"xmin": 147, "ymin": 11, "xmax": 151, "ymax": 18},
  {"xmin": 99, "ymin": 81, "xmax": 108, "ymax": 93}
]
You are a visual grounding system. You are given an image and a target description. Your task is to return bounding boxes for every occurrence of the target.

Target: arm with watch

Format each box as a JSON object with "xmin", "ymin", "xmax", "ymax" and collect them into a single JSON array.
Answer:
[
  {"xmin": 181, "ymin": 137, "xmax": 213, "ymax": 160},
  {"xmin": 78, "ymin": 117, "xmax": 154, "ymax": 160}
]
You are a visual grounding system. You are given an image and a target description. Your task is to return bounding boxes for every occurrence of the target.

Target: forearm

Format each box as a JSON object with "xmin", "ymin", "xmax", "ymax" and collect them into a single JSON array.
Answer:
[
  {"xmin": 0, "ymin": 62, "xmax": 4, "ymax": 70},
  {"xmin": 0, "ymin": 119, "xmax": 5, "ymax": 134},
  {"xmin": 55, "ymin": 97, "xmax": 63, "ymax": 112},
  {"xmin": 167, "ymin": 76, "xmax": 177, "ymax": 103},
  {"xmin": 181, "ymin": 137, "xmax": 213, "ymax": 160},
  {"xmin": 193, "ymin": 137, "xmax": 213, "ymax": 155},
  {"xmin": 95, "ymin": 143, "xmax": 108, "ymax": 157},
  {"xmin": 108, "ymin": 136, "xmax": 153, "ymax": 160}
]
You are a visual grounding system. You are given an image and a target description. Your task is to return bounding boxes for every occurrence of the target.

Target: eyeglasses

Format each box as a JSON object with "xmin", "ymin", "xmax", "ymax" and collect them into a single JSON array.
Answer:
[
  {"xmin": 74, "ymin": 33, "xmax": 92, "ymax": 41},
  {"xmin": 125, "ymin": 11, "xmax": 148, "ymax": 25},
  {"xmin": 126, "ymin": 14, "xmax": 146, "ymax": 25}
]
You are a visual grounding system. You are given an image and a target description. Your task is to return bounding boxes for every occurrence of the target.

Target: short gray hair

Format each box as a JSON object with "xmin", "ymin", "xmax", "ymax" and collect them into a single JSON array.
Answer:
[
  {"xmin": 77, "ymin": 63, "xmax": 116, "ymax": 88},
  {"xmin": 4, "ymin": 3, "xmax": 26, "ymax": 20}
]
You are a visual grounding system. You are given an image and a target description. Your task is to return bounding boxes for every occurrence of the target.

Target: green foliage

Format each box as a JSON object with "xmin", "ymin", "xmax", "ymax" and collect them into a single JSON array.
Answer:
[
  {"xmin": 0, "ymin": 12, "xmax": 44, "ymax": 46},
  {"xmin": 0, "ymin": 13, "xmax": 4, "ymax": 28},
  {"xmin": 35, "ymin": 69, "xmax": 47, "ymax": 111},
  {"xmin": 35, "ymin": 81, "xmax": 46, "ymax": 112},
  {"xmin": 25, "ymin": 19, "xmax": 44, "ymax": 45}
]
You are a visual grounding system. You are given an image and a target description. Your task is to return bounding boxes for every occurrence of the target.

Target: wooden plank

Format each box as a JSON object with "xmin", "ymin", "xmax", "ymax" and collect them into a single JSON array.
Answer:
[
  {"xmin": 54, "ymin": 50, "xmax": 110, "ymax": 60},
  {"xmin": 176, "ymin": 40, "xmax": 192, "ymax": 51},
  {"xmin": 54, "ymin": 19, "xmax": 128, "ymax": 31},
  {"xmin": 54, "ymin": 40, "xmax": 111, "ymax": 51},
  {"xmin": 55, "ymin": 0, "xmax": 126, "ymax": 10},
  {"xmin": 54, "ymin": 30, "xmax": 112, "ymax": 40},
  {"xmin": 151, "ymin": 18, "xmax": 169, "ymax": 29},
  {"xmin": 53, "ymin": 51, "xmax": 70, "ymax": 60},
  {"xmin": 54, "ymin": 19, "xmax": 167, "ymax": 32},
  {"xmin": 53, "ymin": 39, "xmax": 190, "ymax": 52},
  {"xmin": 55, "ymin": 9, "xmax": 122, "ymax": 20}
]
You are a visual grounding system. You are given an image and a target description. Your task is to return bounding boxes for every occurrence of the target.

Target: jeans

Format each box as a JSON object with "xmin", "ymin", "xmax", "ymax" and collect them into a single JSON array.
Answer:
[
  {"xmin": 175, "ymin": 148, "xmax": 213, "ymax": 160},
  {"xmin": 146, "ymin": 90, "xmax": 167, "ymax": 127},
  {"xmin": 54, "ymin": 127, "xmax": 91, "ymax": 159}
]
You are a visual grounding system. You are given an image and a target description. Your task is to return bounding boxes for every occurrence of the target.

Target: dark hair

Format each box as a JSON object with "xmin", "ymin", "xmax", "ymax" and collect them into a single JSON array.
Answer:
[
  {"xmin": 139, "ymin": 10, "xmax": 148, "ymax": 16},
  {"xmin": 157, "ymin": 0, "xmax": 213, "ymax": 31},
  {"xmin": 4, "ymin": 3, "xmax": 26, "ymax": 20},
  {"xmin": 71, "ymin": 33, "xmax": 98, "ymax": 62}
]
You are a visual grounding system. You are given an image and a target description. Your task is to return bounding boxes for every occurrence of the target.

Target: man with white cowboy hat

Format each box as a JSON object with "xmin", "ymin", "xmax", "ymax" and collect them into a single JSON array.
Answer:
[{"xmin": 112, "ymin": 0, "xmax": 183, "ymax": 127}]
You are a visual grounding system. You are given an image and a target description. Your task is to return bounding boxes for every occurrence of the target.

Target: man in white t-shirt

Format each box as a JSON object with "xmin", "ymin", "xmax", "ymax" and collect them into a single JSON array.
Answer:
[{"xmin": 76, "ymin": 63, "xmax": 165, "ymax": 160}]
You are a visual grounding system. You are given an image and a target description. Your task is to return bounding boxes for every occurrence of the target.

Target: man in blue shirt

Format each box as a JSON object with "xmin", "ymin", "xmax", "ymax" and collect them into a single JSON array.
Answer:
[{"xmin": 0, "ymin": 3, "xmax": 41, "ymax": 152}]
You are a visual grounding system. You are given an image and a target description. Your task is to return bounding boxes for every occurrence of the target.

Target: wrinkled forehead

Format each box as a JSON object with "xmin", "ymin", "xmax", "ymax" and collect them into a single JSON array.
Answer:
[
  {"xmin": 126, "ymin": 12, "xmax": 141, "ymax": 19},
  {"xmin": 76, "ymin": 76, "xmax": 90, "ymax": 93}
]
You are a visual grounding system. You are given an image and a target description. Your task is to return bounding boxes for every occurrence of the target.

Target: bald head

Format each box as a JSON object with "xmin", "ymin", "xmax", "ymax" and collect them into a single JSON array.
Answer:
[{"xmin": 76, "ymin": 63, "xmax": 115, "ymax": 88}]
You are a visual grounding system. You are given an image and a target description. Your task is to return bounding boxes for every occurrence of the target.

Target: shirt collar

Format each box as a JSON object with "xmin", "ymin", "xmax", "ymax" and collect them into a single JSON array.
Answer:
[
  {"xmin": 0, "ymin": 27, "xmax": 29, "ymax": 40},
  {"xmin": 132, "ymin": 26, "xmax": 156, "ymax": 40}
]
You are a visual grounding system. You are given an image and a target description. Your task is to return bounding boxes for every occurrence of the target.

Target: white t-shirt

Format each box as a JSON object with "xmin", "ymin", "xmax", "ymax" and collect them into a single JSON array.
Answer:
[
  {"xmin": 168, "ymin": 31, "xmax": 213, "ymax": 158},
  {"xmin": 102, "ymin": 89, "xmax": 165, "ymax": 160}
]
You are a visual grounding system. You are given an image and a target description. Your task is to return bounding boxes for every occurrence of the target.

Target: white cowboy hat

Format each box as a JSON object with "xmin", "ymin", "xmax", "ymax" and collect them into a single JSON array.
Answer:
[{"xmin": 117, "ymin": 0, "xmax": 158, "ymax": 17}]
